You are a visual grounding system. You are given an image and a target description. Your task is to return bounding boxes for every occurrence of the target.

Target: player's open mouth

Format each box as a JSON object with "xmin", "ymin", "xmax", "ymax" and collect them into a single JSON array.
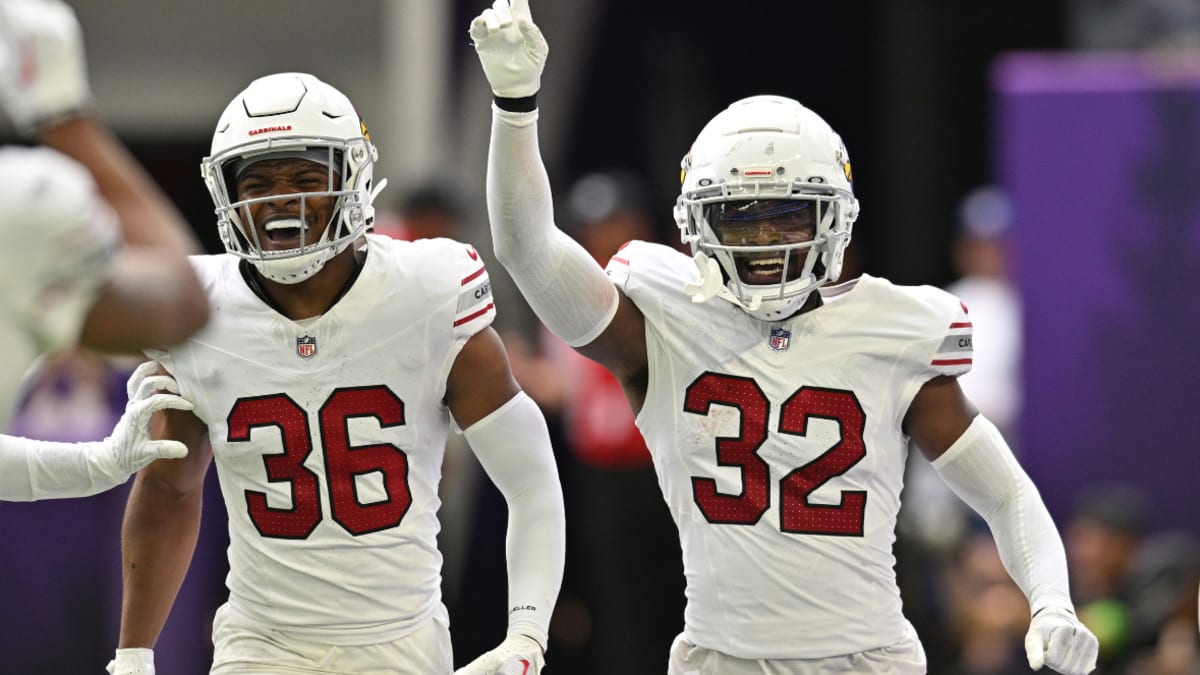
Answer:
[
  {"xmin": 740, "ymin": 256, "xmax": 787, "ymax": 283},
  {"xmin": 263, "ymin": 218, "xmax": 305, "ymax": 246},
  {"xmin": 737, "ymin": 251, "xmax": 809, "ymax": 285}
]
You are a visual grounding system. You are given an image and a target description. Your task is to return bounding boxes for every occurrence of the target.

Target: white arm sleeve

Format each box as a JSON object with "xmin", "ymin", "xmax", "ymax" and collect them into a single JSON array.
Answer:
[
  {"xmin": 463, "ymin": 390, "xmax": 565, "ymax": 647},
  {"xmin": 0, "ymin": 434, "xmax": 124, "ymax": 501},
  {"xmin": 487, "ymin": 105, "xmax": 619, "ymax": 347},
  {"xmin": 932, "ymin": 415, "xmax": 1074, "ymax": 614}
]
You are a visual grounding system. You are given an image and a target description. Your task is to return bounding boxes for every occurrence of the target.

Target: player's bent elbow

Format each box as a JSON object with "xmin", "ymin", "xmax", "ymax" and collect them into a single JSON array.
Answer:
[
  {"xmin": 491, "ymin": 241, "xmax": 524, "ymax": 273},
  {"xmin": 129, "ymin": 270, "xmax": 211, "ymax": 348},
  {"xmin": 82, "ymin": 260, "xmax": 210, "ymax": 352},
  {"xmin": 96, "ymin": 297, "xmax": 208, "ymax": 353},
  {"xmin": 155, "ymin": 289, "xmax": 210, "ymax": 346}
]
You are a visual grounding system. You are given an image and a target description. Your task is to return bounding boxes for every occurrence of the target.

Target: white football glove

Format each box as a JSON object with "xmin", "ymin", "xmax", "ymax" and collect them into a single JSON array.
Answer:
[
  {"xmin": 0, "ymin": 0, "xmax": 92, "ymax": 134},
  {"xmin": 455, "ymin": 634, "xmax": 545, "ymax": 675},
  {"xmin": 97, "ymin": 361, "xmax": 192, "ymax": 479},
  {"xmin": 106, "ymin": 647, "xmax": 154, "ymax": 675},
  {"xmin": 469, "ymin": 0, "xmax": 547, "ymax": 99},
  {"xmin": 1024, "ymin": 606, "xmax": 1099, "ymax": 675}
]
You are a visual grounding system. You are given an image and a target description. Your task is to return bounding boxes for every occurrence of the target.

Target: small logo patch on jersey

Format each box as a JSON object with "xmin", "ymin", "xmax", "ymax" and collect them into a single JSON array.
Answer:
[
  {"xmin": 768, "ymin": 327, "xmax": 791, "ymax": 352},
  {"xmin": 296, "ymin": 335, "xmax": 317, "ymax": 358}
]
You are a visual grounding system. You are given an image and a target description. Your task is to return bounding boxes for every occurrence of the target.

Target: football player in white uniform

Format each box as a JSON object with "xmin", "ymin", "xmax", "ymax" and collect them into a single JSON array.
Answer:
[
  {"xmin": 470, "ymin": 1, "xmax": 1099, "ymax": 674},
  {"xmin": 0, "ymin": 0, "xmax": 207, "ymax": 500},
  {"xmin": 109, "ymin": 72, "xmax": 564, "ymax": 675}
]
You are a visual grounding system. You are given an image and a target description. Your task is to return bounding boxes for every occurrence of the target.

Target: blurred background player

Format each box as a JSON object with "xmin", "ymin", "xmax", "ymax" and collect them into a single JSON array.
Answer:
[
  {"xmin": 374, "ymin": 182, "xmax": 470, "ymax": 243},
  {"xmin": 506, "ymin": 169, "xmax": 686, "ymax": 673},
  {"xmin": 0, "ymin": 0, "xmax": 207, "ymax": 500},
  {"xmin": 553, "ymin": 170, "xmax": 684, "ymax": 674},
  {"xmin": 472, "ymin": 1, "xmax": 1099, "ymax": 673},
  {"xmin": 945, "ymin": 186, "xmax": 1021, "ymax": 442},
  {"xmin": 894, "ymin": 185, "xmax": 1024, "ymax": 667},
  {"xmin": 109, "ymin": 72, "xmax": 564, "ymax": 675}
]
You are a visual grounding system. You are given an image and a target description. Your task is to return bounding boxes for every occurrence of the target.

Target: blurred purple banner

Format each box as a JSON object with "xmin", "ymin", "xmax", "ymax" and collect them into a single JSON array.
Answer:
[{"xmin": 995, "ymin": 51, "xmax": 1200, "ymax": 533}]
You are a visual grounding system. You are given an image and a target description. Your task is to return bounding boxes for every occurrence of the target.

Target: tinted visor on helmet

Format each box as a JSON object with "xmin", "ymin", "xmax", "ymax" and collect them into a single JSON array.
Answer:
[{"xmin": 707, "ymin": 199, "xmax": 817, "ymax": 246}]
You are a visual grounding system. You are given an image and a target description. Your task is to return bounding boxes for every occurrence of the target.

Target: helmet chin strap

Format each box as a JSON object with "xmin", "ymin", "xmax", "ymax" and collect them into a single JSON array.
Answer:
[
  {"xmin": 369, "ymin": 177, "xmax": 389, "ymax": 207},
  {"xmin": 741, "ymin": 291, "xmax": 812, "ymax": 322},
  {"xmin": 251, "ymin": 217, "xmax": 356, "ymax": 284},
  {"xmin": 683, "ymin": 251, "xmax": 725, "ymax": 304},
  {"xmin": 253, "ymin": 247, "xmax": 335, "ymax": 284},
  {"xmin": 684, "ymin": 251, "xmax": 819, "ymax": 321}
]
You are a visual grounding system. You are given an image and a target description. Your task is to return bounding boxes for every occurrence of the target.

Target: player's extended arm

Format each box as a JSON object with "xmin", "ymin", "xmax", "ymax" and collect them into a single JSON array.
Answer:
[
  {"xmin": 110, "ymin": 395, "xmax": 213, "ymax": 675},
  {"xmin": 472, "ymin": 0, "xmax": 632, "ymax": 356},
  {"xmin": 447, "ymin": 327, "xmax": 564, "ymax": 675},
  {"xmin": 907, "ymin": 376, "xmax": 1099, "ymax": 675},
  {"xmin": 45, "ymin": 115, "xmax": 210, "ymax": 353},
  {"xmin": 0, "ymin": 361, "xmax": 191, "ymax": 501},
  {"xmin": 0, "ymin": 0, "xmax": 208, "ymax": 353}
]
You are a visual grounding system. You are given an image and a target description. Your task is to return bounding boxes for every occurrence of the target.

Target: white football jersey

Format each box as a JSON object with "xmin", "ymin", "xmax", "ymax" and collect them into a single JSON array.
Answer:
[
  {"xmin": 0, "ymin": 147, "xmax": 118, "ymax": 427},
  {"xmin": 154, "ymin": 234, "xmax": 495, "ymax": 645},
  {"xmin": 605, "ymin": 241, "xmax": 972, "ymax": 660}
]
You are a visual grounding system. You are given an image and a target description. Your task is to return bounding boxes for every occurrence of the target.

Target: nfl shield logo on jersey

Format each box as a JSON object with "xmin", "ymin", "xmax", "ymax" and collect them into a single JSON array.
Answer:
[
  {"xmin": 768, "ymin": 327, "xmax": 791, "ymax": 352},
  {"xmin": 296, "ymin": 335, "xmax": 317, "ymax": 359}
]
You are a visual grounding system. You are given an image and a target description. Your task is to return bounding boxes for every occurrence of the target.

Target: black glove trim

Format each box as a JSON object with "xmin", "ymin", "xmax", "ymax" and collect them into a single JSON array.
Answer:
[{"xmin": 495, "ymin": 94, "xmax": 537, "ymax": 113}]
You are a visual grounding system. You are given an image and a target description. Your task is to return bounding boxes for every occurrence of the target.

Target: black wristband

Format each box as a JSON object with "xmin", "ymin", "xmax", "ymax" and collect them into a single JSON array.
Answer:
[{"xmin": 494, "ymin": 94, "xmax": 538, "ymax": 113}]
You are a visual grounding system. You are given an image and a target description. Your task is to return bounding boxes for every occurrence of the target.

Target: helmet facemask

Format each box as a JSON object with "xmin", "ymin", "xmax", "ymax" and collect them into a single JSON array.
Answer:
[
  {"xmin": 200, "ymin": 73, "xmax": 385, "ymax": 284},
  {"xmin": 205, "ymin": 137, "xmax": 375, "ymax": 284},
  {"xmin": 675, "ymin": 95, "xmax": 859, "ymax": 322},
  {"xmin": 683, "ymin": 190, "xmax": 851, "ymax": 321}
]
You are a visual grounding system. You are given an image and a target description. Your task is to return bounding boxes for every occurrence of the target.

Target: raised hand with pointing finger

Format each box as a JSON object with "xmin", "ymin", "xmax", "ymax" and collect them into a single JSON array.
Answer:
[{"xmin": 470, "ymin": 0, "xmax": 547, "ymax": 100}]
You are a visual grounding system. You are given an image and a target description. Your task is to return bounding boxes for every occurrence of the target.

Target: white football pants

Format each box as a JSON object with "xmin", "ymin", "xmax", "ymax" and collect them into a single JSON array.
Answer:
[
  {"xmin": 667, "ymin": 623, "xmax": 926, "ymax": 675},
  {"xmin": 209, "ymin": 602, "xmax": 453, "ymax": 674}
]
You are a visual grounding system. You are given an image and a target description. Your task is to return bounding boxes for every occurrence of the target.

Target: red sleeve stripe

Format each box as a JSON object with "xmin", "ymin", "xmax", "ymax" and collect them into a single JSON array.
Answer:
[
  {"xmin": 461, "ymin": 266, "xmax": 486, "ymax": 285},
  {"xmin": 609, "ymin": 256, "xmax": 630, "ymax": 267},
  {"xmin": 453, "ymin": 302, "xmax": 495, "ymax": 326},
  {"xmin": 932, "ymin": 357, "xmax": 973, "ymax": 366},
  {"xmin": 949, "ymin": 321, "xmax": 973, "ymax": 329}
]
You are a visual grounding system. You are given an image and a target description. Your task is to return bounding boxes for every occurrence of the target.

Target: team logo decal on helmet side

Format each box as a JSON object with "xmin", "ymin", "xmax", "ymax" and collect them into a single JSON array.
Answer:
[
  {"xmin": 838, "ymin": 143, "xmax": 853, "ymax": 183},
  {"xmin": 296, "ymin": 335, "xmax": 318, "ymax": 358},
  {"xmin": 680, "ymin": 152, "xmax": 692, "ymax": 185}
]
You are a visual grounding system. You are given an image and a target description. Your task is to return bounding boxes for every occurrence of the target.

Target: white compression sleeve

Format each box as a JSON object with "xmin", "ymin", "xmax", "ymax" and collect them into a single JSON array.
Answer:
[
  {"xmin": 0, "ymin": 434, "xmax": 123, "ymax": 501},
  {"xmin": 462, "ymin": 391, "xmax": 565, "ymax": 647},
  {"xmin": 932, "ymin": 415, "xmax": 1074, "ymax": 614},
  {"xmin": 487, "ymin": 105, "xmax": 619, "ymax": 347}
]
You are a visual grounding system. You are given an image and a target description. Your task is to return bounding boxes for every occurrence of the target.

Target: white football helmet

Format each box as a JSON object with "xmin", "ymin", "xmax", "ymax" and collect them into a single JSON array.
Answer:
[
  {"xmin": 201, "ymin": 72, "xmax": 384, "ymax": 284},
  {"xmin": 676, "ymin": 95, "xmax": 859, "ymax": 321}
]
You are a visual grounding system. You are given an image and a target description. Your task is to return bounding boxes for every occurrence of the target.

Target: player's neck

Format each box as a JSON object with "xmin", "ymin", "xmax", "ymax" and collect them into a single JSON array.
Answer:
[{"xmin": 244, "ymin": 245, "xmax": 367, "ymax": 321}]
